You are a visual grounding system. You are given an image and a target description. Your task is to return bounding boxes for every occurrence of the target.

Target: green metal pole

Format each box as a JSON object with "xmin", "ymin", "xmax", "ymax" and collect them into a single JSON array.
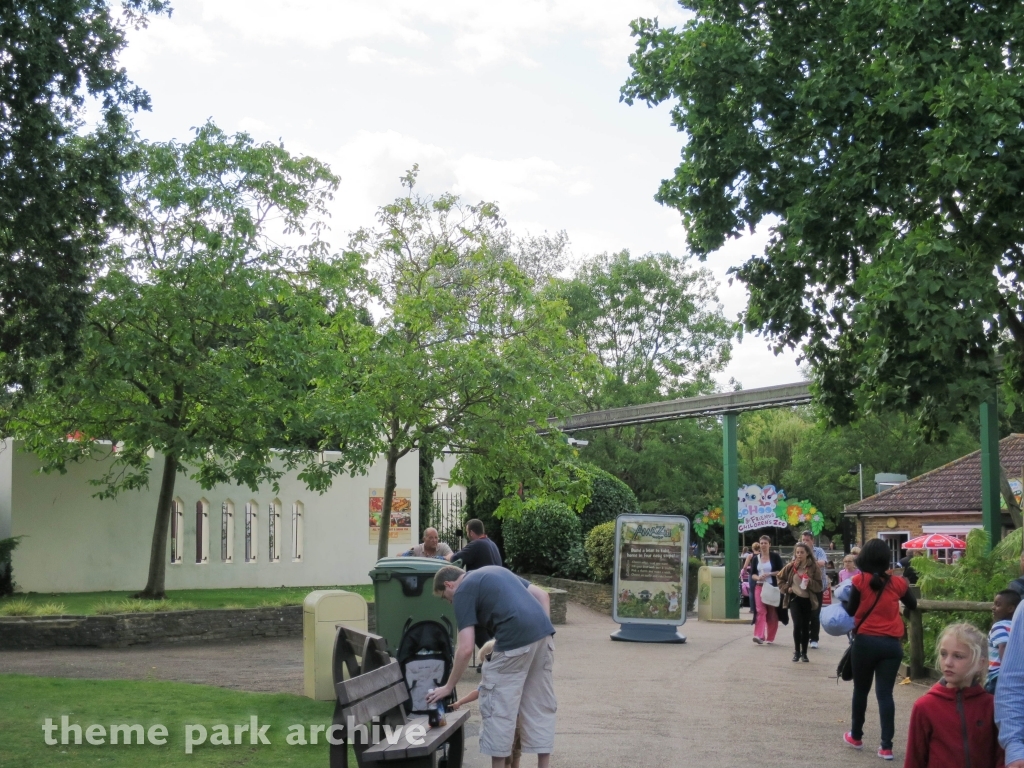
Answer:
[
  {"xmin": 980, "ymin": 398, "xmax": 1002, "ymax": 550},
  {"xmin": 723, "ymin": 412, "xmax": 739, "ymax": 619}
]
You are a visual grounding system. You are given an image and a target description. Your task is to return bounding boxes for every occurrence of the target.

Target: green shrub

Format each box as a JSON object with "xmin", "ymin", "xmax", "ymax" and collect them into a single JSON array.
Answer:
[
  {"xmin": 0, "ymin": 536, "xmax": 22, "ymax": 597},
  {"xmin": 32, "ymin": 602, "xmax": 67, "ymax": 616},
  {"xmin": 0, "ymin": 598, "xmax": 35, "ymax": 616},
  {"xmin": 555, "ymin": 541, "xmax": 592, "ymax": 581},
  {"xmin": 579, "ymin": 467, "xmax": 639, "ymax": 535},
  {"xmin": 503, "ymin": 500, "xmax": 582, "ymax": 576},
  {"xmin": 585, "ymin": 521, "xmax": 617, "ymax": 583}
]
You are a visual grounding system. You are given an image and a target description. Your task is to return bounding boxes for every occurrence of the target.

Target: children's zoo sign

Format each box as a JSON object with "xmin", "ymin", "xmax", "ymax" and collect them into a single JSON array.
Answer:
[{"xmin": 691, "ymin": 485, "xmax": 824, "ymax": 537}]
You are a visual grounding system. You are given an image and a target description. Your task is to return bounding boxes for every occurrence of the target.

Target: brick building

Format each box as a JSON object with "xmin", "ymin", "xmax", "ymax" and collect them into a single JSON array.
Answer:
[{"xmin": 844, "ymin": 434, "xmax": 1023, "ymax": 566}]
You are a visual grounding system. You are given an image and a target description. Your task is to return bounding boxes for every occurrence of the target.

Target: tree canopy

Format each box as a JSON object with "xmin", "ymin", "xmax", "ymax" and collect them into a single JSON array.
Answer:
[
  {"xmin": 0, "ymin": 0, "xmax": 170, "ymax": 388},
  {"xmin": 4, "ymin": 123, "xmax": 350, "ymax": 597},
  {"xmin": 312, "ymin": 171, "xmax": 591, "ymax": 559},
  {"xmin": 622, "ymin": 0, "xmax": 1024, "ymax": 436}
]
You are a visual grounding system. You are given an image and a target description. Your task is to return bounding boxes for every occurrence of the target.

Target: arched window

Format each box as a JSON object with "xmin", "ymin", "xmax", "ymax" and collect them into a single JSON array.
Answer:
[
  {"xmin": 245, "ymin": 501, "xmax": 259, "ymax": 563},
  {"xmin": 291, "ymin": 501, "xmax": 304, "ymax": 561},
  {"xmin": 269, "ymin": 499, "xmax": 281, "ymax": 563},
  {"xmin": 195, "ymin": 499, "xmax": 210, "ymax": 564},
  {"xmin": 221, "ymin": 500, "xmax": 234, "ymax": 563},
  {"xmin": 170, "ymin": 498, "xmax": 184, "ymax": 565}
]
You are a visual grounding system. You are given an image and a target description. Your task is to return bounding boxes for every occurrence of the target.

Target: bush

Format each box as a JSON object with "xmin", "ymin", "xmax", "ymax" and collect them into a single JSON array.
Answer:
[
  {"xmin": 687, "ymin": 557, "xmax": 702, "ymax": 611},
  {"xmin": 556, "ymin": 541, "xmax": 593, "ymax": 581},
  {"xmin": 503, "ymin": 500, "xmax": 582, "ymax": 576},
  {"xmin": 579, "ymin": 467, "xmax": 639, "ymax": 536},
  {"xmin": 585, "ymin": 521, "xmax": 617, "ymax": 583},
  {"xmin": 0, "ymin": 536, "xmax": 21, "ymax": 597}
]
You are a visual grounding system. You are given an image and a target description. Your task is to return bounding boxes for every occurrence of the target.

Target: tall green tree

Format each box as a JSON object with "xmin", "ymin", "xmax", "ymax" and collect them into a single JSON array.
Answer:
[
  {"xmin": 0, "ymin": 0, "xmax": 170, "ymax": 387},
  {"xmin": 781, "ymin": 415, "xmax": 979, "ymax": 530},
  {"xmin": 557, "ymin": 249, "xmax": 735, "ymax": 511},
  {"xmin": 317, "ymin": 171, "xmax": 590, "ymax": 560},
  {"xmin": 4, "ymin": 124, "xmax": 352, "ymax": 598},
  {"xmin": 738, "ymin": 408, "xmax": 813, "ymax": 490},
  {"xmin": 622, "ymin": 0, "xmax": 1024, "ymax": 435}
]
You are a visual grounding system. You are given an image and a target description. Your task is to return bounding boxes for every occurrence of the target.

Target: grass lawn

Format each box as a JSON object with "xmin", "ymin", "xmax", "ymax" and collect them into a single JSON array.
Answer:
[
  {"xmin": 0, "ymin": 585, "xmax": 375, "ymax": 616},
  {"xmin": 0, "ymin": 674, "xmax": 355, "ymax": 767}
]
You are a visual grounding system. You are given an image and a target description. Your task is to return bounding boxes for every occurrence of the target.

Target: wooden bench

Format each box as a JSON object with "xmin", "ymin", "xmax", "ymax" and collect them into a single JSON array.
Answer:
[{"xmin": 330, "ymin": 625, "xmax": 468, "ymax": 768}]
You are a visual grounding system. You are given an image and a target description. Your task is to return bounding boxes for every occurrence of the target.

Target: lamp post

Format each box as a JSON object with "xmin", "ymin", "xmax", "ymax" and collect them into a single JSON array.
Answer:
[{"xmin": 848, "ymin": 464, "xmax": 863, "ymax": 501}]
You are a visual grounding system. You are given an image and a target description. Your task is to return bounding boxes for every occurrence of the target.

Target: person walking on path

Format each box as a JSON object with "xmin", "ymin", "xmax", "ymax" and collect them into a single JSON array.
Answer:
[
  {"xmin": 801, "ymin": 530, "xmax": 828, "ymax": 649},
  {"xmin": 750, "ymin": 535, "xmax": 785, "ymax": 645},
  {"xmin": 446, "ymin": 519, "xmax": 502, "ymax": 570},
  {"xmin": 904, "ymin": 623, "xmax": 1003, "ymax": 768},
  {"xmin": 743, "ymin": 542, "xmax": 760, "ymax": 617},
  {"xmin": 838, "ymin": 554, "xmax": 860, "ymax": 583},
  {"xmin": 428, "ymin": 565, "xmax": 556, "ymax": 768},
  {"xmin": 995, "ymin": 551, "xmax": 1024, "ymax": 767},
  {"xmin": 778, "ymin": 542, "xmax": 823, "ymax": 662},
  {"xmin": 842, "ymin": 538, "xmax": 918, "ymax": 760}
]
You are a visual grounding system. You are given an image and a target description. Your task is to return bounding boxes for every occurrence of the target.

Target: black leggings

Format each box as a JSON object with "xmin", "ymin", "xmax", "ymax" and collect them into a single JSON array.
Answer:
[
  {"xmin": 850, "ymin": 634, "xmax": 903, "ymax": 750},
  {"xmin": 789, "ymin": 595, "xmax": 812, "ymax": 654}
]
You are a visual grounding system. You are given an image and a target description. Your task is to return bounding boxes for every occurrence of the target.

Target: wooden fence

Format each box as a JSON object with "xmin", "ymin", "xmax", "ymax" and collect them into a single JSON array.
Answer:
[{"xmin": 906, "ymin": 599, "xmax": 993, "ymax": 680}]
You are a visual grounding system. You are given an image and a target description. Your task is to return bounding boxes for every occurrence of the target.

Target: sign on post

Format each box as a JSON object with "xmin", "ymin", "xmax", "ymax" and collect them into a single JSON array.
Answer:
[{"xmin": 611, "ymin": 514, "xmax": 689, "ymax": 644}]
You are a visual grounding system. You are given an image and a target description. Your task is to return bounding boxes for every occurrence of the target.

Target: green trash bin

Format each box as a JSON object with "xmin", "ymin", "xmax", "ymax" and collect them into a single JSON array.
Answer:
[{"xmin": 368, "ymin": 557, "xmax": 458, "ymax": 655}]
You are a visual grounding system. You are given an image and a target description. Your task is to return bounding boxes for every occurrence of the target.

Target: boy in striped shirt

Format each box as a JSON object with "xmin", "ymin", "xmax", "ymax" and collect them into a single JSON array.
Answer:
[{"xmin": 989, "ymin": 590, "xmax": 1021, "ymax": 691}]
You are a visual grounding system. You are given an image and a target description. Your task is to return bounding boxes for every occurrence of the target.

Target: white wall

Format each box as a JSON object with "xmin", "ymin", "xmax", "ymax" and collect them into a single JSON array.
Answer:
[{"xmin": 6, "ymin": 440, "xmax": 418, "ymax": 593}]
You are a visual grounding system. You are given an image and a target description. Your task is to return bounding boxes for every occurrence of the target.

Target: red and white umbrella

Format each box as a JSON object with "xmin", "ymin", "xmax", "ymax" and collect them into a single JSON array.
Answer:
[{"xmin": 902, "ymin": 533, "xmax": 966, "ymax": 550}]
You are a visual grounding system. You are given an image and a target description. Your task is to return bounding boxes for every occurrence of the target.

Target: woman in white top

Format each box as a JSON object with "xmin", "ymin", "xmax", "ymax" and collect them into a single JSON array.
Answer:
[{"xmin": 750, "ymin": 535, "xmax": 785, "ymax": 644}]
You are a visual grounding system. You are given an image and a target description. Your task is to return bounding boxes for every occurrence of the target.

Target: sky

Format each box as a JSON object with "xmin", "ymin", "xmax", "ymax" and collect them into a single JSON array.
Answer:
[{"xmin": 121, "ymin": 0, "xmax": 804, "ymax": 391}]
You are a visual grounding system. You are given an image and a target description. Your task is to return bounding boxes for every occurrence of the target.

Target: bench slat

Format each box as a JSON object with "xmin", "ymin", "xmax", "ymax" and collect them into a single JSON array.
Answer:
[
  {"xmin": 402, "ymin": 709, "xmax": 470, "ymax": 759},
  {"xmin": 360, "ymin": 711, "xmax": 469, "ymax": 762},
  {"xmin": 340, "ymin": 681, "xmax": 409, "ymax": 725},
  {"xmin": 336, "ymin": 660, "xmax": 403, "ymax": 705}
]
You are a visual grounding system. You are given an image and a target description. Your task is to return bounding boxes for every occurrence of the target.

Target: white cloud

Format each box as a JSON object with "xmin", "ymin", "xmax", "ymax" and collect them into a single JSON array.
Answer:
[
  {"xmin": 120, "ymin": 19, "xmax": 223, "ymax": 70},
  {"xmin": 196, "ymin": 0, "xmax": 688, "ymax": 69}
]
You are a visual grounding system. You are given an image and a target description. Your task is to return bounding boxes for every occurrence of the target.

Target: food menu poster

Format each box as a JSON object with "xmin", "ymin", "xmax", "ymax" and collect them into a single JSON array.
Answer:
[
  {"xmin": 613, "ymin": 515, "xmax": 689, "ymax": 626},
  {"xmin": 368, "ymin": 488, "xmax": 413, "ymax": 544}
]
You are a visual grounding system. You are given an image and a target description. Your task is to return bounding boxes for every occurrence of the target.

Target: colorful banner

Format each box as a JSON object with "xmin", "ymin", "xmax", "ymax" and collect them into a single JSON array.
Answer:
[
  {"xmin": 692, "ymin": 484, "xmax": 824, "ymax": 536},
  {"xmin": 368, "ymin": 488, "xmax": 413, "ymax": 544},
  {"xmin": 613, "ymin": 515, "xmax": 689, "ymax": 626}
]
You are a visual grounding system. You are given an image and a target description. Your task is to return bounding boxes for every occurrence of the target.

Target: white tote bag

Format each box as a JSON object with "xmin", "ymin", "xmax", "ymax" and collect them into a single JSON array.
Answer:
[{"xmin": 760, "ymin": 581, "xmax": 782, "ymax": 607}]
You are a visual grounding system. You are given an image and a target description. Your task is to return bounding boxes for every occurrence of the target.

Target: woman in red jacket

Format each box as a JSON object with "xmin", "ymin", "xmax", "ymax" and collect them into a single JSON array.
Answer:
[
  {"xmin": 843, "ymin": 538, "xmax": 918, "ymax": 760},
  {"xmin": 904, "ymin": 623, "xmax": 1003, "ymax": 768}
]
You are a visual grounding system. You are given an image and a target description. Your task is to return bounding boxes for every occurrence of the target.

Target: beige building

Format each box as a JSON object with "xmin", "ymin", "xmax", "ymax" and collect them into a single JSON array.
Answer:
[{"xmin": 0, "ymin": 440, "xmax": 420, "ymax": 593}]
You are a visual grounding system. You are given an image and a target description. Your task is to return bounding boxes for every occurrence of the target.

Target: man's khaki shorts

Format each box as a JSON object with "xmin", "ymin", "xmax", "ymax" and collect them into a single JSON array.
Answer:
[{"xmin": 477, "ymin": 635, "xmax": 556, "ymax": 757}]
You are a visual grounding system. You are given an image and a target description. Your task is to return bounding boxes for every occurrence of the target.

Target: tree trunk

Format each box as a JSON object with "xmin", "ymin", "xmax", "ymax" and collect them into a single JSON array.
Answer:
[
  {"xmin": 376, "ymin": 446, "xmax": 400, "ymax": 561},
  {"xmin": 135, "ymin": 452, "xmax": 178, "ymax": 599}
]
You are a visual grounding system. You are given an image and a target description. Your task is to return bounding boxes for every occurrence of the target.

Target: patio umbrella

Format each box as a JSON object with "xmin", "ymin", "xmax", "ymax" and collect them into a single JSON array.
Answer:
[{"xmin": 902, "ymin": 533, "xmax": 966, "ymax": 550}]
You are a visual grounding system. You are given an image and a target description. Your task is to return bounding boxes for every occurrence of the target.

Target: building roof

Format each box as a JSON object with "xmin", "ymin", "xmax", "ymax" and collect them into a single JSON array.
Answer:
[{"xmin": 844, "ymin": 434, "xmax": 1024, "ymax": 515}]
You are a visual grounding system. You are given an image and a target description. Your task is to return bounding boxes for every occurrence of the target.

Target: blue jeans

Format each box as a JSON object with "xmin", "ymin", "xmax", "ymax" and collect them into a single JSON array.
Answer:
[{"xmin": 850, "ymin": 634, "xmax": 903, "ymax": 749}]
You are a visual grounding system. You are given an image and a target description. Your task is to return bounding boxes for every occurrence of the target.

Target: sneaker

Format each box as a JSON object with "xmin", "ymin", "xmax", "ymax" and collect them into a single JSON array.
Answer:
[
  {"xmin": 810, "ymin": 641, "xmax": 819, "ymax": 649},
  {"xmin": 792, "ymin": 652, "xmax": 801, "ymax": 662},
  {"xmin": 753, "ymin": 637, "xmax": 764, "ymax": 644},
  {"xmin": 844, "ymin": 733, "xmax": 863, "ymax": 750},
  {"xmin": 801, "ymin": 654, "xmax": 810, "ymax": 662},
  {"xmin": 765, "ymin": 640, "xmax": 773, "ymax": 645},
  {"xmin": 878, "ymin": 748, "xmax": 894, "ymax": 760}
]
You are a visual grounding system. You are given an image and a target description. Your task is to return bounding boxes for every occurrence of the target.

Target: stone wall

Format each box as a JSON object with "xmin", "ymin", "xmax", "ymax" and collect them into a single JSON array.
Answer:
[
  {"xmin": 524, "ymin": 575, "xmax": 612, "ymax": 616},
  {"xmin": 0, "ymin": 605, "xmax": 304, "ymax": 650}
]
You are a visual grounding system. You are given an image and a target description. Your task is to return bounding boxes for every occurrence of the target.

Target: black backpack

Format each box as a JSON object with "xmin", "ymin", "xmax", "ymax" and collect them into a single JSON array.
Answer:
[{"xmin": 395, "ymin": 617, "xmax": 456, "ymax": 713}]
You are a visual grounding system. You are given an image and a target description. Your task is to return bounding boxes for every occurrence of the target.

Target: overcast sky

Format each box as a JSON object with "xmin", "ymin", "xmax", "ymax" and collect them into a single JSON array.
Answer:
[{"xmin": 121, "ymin": 0, "xmax": 804, "ymax": 391}]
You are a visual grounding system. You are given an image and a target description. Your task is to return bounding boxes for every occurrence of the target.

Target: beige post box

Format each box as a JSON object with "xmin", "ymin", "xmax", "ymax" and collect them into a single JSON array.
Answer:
[{"xmin": 303, "ymin": 590, "xmax": 368, "ymax": 700}]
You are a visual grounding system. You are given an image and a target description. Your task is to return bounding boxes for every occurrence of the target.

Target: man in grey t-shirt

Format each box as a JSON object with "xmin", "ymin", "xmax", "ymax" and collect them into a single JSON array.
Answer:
[{"xmin": 427, "ymin": 565, "xmax": 556, "ymax": 768}]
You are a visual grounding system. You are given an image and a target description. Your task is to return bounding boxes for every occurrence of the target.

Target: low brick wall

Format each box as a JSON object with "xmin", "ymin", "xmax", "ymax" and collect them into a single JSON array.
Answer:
[
  {"xmin": 0, "ymin": 605, "xmax": 305, "ymax": 650},
  {"xmin": 523, "ymin": 575, "xmax": 613, "ymax": 616}
]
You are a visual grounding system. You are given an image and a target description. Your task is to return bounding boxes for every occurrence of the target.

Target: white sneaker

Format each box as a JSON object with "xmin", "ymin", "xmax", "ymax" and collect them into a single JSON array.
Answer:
[{"xmin": 810, "ymin": 641, "xmax": 819, "ymax": 649}]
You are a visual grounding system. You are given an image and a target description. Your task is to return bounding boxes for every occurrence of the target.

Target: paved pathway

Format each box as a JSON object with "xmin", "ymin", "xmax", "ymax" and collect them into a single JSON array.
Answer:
[{"xmin": 0, "ymin": 603, "xmax": 929, "ymax": 766}]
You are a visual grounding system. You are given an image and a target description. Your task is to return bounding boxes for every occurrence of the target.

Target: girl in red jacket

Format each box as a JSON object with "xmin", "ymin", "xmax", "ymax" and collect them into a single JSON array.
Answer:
[{"xmin": 904, "ymin": 623, "xmax": 1004, "ymax": 768}]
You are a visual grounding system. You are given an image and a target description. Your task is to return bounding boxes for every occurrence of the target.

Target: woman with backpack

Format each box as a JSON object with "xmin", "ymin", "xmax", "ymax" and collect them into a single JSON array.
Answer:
[
  {"xmin": 842, "ymin": 538, "xmax": 918, "ymax": 760},
  {"xmin": 778, "ymin": 542, "xmax": 824, "ymax": 662}
]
